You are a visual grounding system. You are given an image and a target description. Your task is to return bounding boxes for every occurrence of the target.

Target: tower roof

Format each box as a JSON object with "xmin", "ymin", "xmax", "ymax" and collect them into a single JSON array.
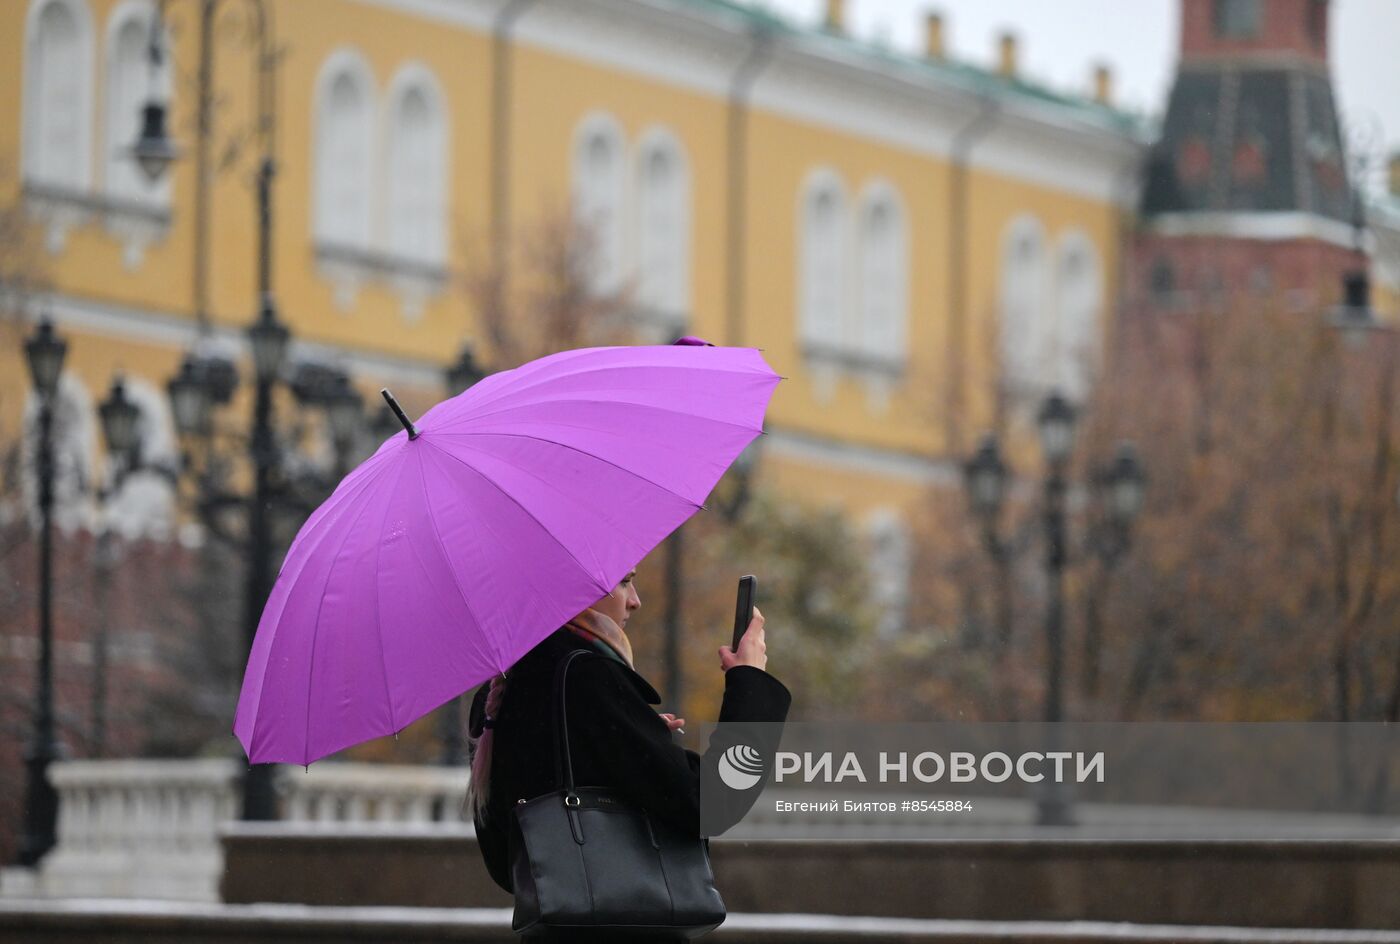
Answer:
[{"xmin": 1142, "ymin": 0, "xmax": 1351, "ymax": 224}]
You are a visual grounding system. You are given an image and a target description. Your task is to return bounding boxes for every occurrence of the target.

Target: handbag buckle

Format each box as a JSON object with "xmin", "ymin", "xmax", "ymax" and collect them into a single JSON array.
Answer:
[{"xmin": 564, "ymin": 793, "xmax": 581, "ymax": 808}]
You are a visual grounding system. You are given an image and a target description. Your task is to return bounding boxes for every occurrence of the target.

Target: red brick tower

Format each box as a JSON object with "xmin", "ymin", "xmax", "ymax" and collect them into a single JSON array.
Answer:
[{"xmin": 1133, "ymin": 0, "xmax": 1360, "ymax": 314}]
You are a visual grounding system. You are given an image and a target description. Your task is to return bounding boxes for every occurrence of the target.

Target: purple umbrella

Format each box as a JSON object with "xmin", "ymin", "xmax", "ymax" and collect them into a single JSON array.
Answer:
[{"xmin": 234, "ymin": 343, "xmax": 780, "ymax": 765}]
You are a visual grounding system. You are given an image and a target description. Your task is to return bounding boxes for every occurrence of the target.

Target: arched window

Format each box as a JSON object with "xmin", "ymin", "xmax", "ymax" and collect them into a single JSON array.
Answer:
[
  {"xmin": 998, "ymin": 215, "xmax": 1050, "ymax": 397},
  {"xmin": 857, "ymin": 183, "xmax": 907, "ymax": 366},
  {"xmin": 313, "ymin": 50, "xmax": 375, "ymax": 249},
  {"xmin": 799, "ymin": 170, "xmax": 847, "ymax": 352},
  {"xmin": 634, "ymin": 129, "xmax": 690, "ymax": 320},
  {"xmin": 572, "ymin": 113, "xmax": 626, "ymax": 296},
  {"xmin": 385, "ymin": 65, "xmax": 447, "ymax": 265},
  {"xmin": 104, "ymin": 0, "xmax": 169, "ymax": 205},
  {"xmin": 23, "ymin": 0, "xmax": 95, "ymax": 193},
  {"xmin": 1053, "ymin": 233, "xmax": 1103, "ymax": 401}
]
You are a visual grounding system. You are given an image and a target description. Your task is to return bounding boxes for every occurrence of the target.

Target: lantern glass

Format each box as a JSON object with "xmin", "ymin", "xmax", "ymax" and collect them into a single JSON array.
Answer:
[
  {"xmin": 326, "ymin": 378, "xmax": 363, "ymax": 446},
  {"xmin": 1107, "ymin": 443, "xmax": 1146, "ymax": 524},
  {"xmin": 129, "ymin": 100, "xmax": 180, "ymax": 184},
  {"xmin": 963, "ymin": 435, "xmax": 1006, "ymax": 521},
  {"xmin": 1037, "ymin": 392, "xmax": 1077, "ymax": 466},
  {"xmin": 25, "ymin": 319, "xmax": 68, "ymax": 398},
  {"xmin": 168, "ymin": 359, "xmax": 211, "ymax": 437},
  {"xmin": 248, "ymin": 303, "xmax": 291, "ymax": 384},
  {"xmin": 100, "ymin": 377, "xmax": 142, "ymax": 456}
]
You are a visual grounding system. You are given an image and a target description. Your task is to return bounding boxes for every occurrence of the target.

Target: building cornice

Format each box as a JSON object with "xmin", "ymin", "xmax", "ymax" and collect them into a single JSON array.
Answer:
[
  {"xmin": 37, "ymin": 291, "xmax": 447, "ymax": 391},
  {"xmin": 1145, "ymin": 211, "xmax": 1366, "ymax": 252},
  {"xmin": 351, "ymin": 0, "xmax": 1144, "ymax": 205}
]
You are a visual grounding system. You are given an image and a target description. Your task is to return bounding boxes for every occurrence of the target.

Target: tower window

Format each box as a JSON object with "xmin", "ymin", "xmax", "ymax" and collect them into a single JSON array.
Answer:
[{"xmin": 1214, "ymin": 0, "xmax": 1260, "ymax": 39}]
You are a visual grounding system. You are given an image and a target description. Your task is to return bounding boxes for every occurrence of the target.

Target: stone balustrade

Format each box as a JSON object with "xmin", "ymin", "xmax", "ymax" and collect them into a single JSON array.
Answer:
[
  {"xmin": 0, "ymin": 758, "xmax": 472, "ymax": 902},
  {"xmin": 280, "ymin": 762, "xmax": 469, "ymax": 825}
]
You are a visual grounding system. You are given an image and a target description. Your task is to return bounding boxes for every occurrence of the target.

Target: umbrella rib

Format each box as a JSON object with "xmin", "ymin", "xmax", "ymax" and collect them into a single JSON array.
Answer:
[
  {"xmin": 452, "ymin": 359, "xmax": 776, "ymax": 419},
  {"xmin": 370, "ymin": 456, "xmax": 413, "ymax": 739},
  {"xmin": 298, "ymin": 472, "xmax": 388, "ymax": 766},
  {"xmin": 239, "ymin": 456, "xmax": 398, "ymax": 752},
  {"xmin": 435, "ymin": 431, "xmax": 709, "ymax": 511},
  {"xmin": 421, "ymin": 439, "xmax": 614, "ymax": 597},
  {"xmin": 435, "ymin": 396, "xmax": 769, "ymax": 436},
  {"xmin": 413, "ymin": 447, "xmax": 507, "ymax": 674}
]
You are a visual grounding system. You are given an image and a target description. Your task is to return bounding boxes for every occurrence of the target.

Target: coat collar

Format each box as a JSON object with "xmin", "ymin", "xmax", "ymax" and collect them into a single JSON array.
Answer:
[{"xmin": 511, "ymin": 628, "xmax": 662, "ymax": 705}]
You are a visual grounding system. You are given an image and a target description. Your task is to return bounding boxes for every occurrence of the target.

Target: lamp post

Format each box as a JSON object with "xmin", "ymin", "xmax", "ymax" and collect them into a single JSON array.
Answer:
[
  {"xmin": 134, "ymin": 0, "xmax": 288, "ymax": 820},
  {"xmin": 439, "ymin": 343, "xmax": 489, "ymax": 766},
  {"xmin": 90, "ymin": 375, "xmax": 182, "ymax": 759},
  {"xmin": 963, "ymin": 434, "xmax": 1015, "ymax": 691},
  {"xmin": 962, "ymin": 390, "xmax": 1145, "ymax": 826},
  {"xmin": 1036, "ymin": 392, "xmax": 1075, "ymax": 734},
  {"xmin": 92, "ymin": 376, "xmax": 139, "ymax": 760},
  {"xmin": 17, "ymin": 317, "xmax": 68, "ymax": 866}
]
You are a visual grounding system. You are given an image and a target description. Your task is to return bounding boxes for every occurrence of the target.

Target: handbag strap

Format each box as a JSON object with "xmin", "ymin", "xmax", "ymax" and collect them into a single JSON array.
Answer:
[{"xmin": 551, "ymin": 648, "xmax": 590, "ymax": 802}]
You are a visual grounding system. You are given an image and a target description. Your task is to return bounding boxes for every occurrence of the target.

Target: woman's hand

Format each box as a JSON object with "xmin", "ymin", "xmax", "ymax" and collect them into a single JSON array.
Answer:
[
  {"xmin": 658, "ymin": 712, "xmax": 686, "ymax": 735},
  {"xmin": 718, "ymin": 606, "xmax": 767, "ymax": 672}
]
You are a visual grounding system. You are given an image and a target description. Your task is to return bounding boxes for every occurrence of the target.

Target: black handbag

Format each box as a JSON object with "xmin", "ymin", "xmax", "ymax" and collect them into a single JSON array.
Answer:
[{"xmin": 508, "ymin": 648, "xmax": 726, "ymax": 940}]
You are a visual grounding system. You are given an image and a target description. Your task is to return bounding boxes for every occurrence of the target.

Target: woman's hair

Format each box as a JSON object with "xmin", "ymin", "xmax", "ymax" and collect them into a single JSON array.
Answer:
[{"xmin": 463, "ymin": 673, "xmax": 508, "ymax": 818}]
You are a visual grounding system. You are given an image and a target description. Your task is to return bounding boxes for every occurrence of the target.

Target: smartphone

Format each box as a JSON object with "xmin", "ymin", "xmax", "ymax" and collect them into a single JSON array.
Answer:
[{"xmin": 732, "ymin": 575, "xmax": 757, "ymax": 652}]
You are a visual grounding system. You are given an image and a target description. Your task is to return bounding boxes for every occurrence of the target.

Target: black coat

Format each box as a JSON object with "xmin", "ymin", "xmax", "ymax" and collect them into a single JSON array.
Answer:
[{"xmin": 467, "ymin": 627, "xmax": 792, "ymax": 894}]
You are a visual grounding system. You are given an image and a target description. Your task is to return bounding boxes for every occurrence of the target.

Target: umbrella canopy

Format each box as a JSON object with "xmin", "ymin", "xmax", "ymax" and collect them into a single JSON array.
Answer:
[{"xmin": 234, "ymin": 344, "xmax": 781, "ymax": 765}]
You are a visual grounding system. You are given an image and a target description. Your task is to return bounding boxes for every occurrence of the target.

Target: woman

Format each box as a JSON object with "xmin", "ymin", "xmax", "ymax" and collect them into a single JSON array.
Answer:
[{"xmin": 465, "ymin": 564, "xmax": 792, "ymax": 899}]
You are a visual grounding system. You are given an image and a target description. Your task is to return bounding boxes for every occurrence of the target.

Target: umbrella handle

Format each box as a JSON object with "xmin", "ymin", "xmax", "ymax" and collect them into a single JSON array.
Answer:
[{"xmin": 381, "ymin": 389, "xmax": 419, "ymax": 440}]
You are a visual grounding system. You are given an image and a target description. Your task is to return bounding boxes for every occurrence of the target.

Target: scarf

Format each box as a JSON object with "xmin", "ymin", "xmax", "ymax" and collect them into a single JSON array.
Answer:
[
  {"xmin": 464, "ymin": 607, "xmax": 634, "ymax": 819},
  {"xmin": 563, "ymin": 606, "xmax": 635, "ymax": 671}
]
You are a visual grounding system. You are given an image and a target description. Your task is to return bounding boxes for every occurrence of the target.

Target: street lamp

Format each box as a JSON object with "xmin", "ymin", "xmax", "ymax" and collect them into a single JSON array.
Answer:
[
  {"xmin": 1101, "ymin": 443, "xmax": 1146, "ymax": 529},
  {"xmin": 140, "ymin": 0, "xmax": 286, "ymax": 821},
  {"xmin": 446, "ymin": 343, "xmax": 488, "ymax": 398},
  {"xmin": 964, "ymin": 434, "xmax": 1008, "ymax": 526},
  {"xmin": 1036, "ymin": 392, "xmax": 1077, "ymax": 468},
  {"xmin": 98, "ymin": 376, "xmax": 142, "ymax": 465},
  {"xmin": 16, "ymin": 317, "xmax": 69, "ymax": 866},
  {"xmin": 129, "ymin": 101, "xmax": 181, "ymax": 184},
  {"xmin": 1036, "ymin": 390, "xmax": 1076, "ymax": 827},
  {"xmin": 962, "ymin": 434, "xmax": 1013, "ymax": 657},
  {"xmin": 323, "ymin": 372, "xmax": 363, "ymax": 458},
  {"xmin": 93, "ymin": 374, "xmax": 181, "ymax": 759},
  {"xmin": 963, "ymin": 390, "xmax": 1146, "ymax": 827}
]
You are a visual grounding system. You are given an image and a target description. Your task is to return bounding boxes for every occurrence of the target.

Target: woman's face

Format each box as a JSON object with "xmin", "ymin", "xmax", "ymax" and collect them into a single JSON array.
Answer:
[{"xmin": 592, "ymin": 568, "xmax": 640, "ymax": 629}]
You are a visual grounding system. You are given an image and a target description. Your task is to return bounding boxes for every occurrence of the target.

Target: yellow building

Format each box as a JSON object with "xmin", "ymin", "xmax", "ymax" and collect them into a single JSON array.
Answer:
[{"xmin": 0, "ymin": 0, "xmax": 1143, "ymax": 628}]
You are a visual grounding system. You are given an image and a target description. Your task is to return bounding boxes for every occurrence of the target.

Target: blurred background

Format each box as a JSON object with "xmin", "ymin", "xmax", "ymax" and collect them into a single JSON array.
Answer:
[{"xmin": 2, "ymin": 0, "xmax": 1400, "ymax": 921}]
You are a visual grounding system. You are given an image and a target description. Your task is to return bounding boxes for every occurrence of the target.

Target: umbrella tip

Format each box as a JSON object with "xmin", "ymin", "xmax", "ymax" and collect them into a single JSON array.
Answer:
[{"xmin": 381, "ymin": 388, "xmax": 420, "ymax": 440}]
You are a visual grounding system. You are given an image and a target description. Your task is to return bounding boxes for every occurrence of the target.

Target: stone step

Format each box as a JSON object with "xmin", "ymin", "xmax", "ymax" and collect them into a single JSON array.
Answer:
[
  {"xmin": 219, "ymin": 828, "xmax": 1400, "ymax": 930},
  {"xmin": 6, "ymin": 901, "xmax": 1400, "ymax": 944}
]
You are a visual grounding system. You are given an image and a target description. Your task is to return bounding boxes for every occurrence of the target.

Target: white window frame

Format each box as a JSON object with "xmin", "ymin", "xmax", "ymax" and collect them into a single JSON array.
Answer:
[
  {"xmin": 998, "ymin": 213, "xmax": 1051, "ymax": 400},
  {"xmin": 571, "ymin": 111, "xmax": 627, "ymax": 298},
  {"xmin": 102, "ymin": 0, "xmax": 170, "ymax": 208},
  {"xmin": 855, "ymin": 179, "xmax": 908, "ymax": 371},
  {"xmin": 22, "ymin": 0, "xmax": 96, "ymax": 195},
  {"xmin": 797, "ymin": 167, "xmax": 849, "ymax": 357},
  {"xmin": 1052, "ymin": 230, "xmax": 1104, "ymax": 403},
  {"xmin": 311, "ymin": 47, "xmax": 377, "ymax": 253},
  {"xmin": 383, "ymin": 61, "xmax": 449, "ymax": 268},
  {"xmin": 632, "ymin": 125, "xmax": 691, "ymax": 331}
]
